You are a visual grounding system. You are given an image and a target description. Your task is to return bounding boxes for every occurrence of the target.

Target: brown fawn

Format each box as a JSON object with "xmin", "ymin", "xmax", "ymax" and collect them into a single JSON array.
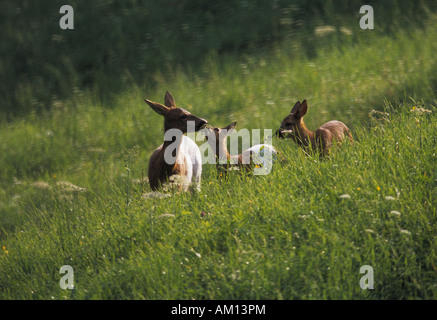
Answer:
[
  {"xmin": 203, "ymin": 122, "xmax": 278, "ymax": 175},
  {"xmin": 145, "ymin": 91, "xmax": 207, "ymax": 191},
  {"xmin": 276, "ymin": 100, "xmax": 352, "ymax": 156}
]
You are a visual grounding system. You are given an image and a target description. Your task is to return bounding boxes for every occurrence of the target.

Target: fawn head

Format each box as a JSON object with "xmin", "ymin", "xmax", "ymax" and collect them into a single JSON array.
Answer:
[
  {"xmin": 276, "ymin": 100, "xmax": 308, "ymax": 139},
  {"xmin": 145, "ymin": 91, "xmax": 207, "ymax": 133},
  {"xmin": 204, "ymin": 122, "xmax": 236, "ymax": 142},
  {"xmin": 203, "ymin": 122, "xmax": 237, "ymax": 155}
]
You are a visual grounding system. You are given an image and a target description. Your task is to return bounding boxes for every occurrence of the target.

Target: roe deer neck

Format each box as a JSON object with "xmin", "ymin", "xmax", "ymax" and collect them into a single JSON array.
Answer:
[
  {"xmin": 215, "ymin": 139, "xmax": 232, "ymax": 168},
  {"xmin": 296, "ymin": 120, "xmax": 315, "ymax": 148}
]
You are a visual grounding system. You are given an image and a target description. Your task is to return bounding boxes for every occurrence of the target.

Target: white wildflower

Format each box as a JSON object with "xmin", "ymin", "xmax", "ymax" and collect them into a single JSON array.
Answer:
[
  {"xmin": 56, "ymin": 181, "xmax": 87, "ymax": 192},
  {"xmin": 142, "ymin": 192, "xmax": 171, "ymax": 199},
  {"xmin": 31, "ymin": 181, "xmax": 51, "ymax": 189},
  {"xmin": 339, "ymin": 26, "xmax": 353, "ymax": 35},
  {"xmin": 314, "ymin": 25, "xmax": 336, "ymax": 37},
  {"xmin": 389, "ymin": 210, "xmax": 401, "ymax": 217},
  {"xmin": 298, "ymin": 215, "xmax": 310, "ymax": 220},
  {"xmin": 158, "ymin": 213, "xmax": 175, "ymax": 218},
  {"xmin": 410, "ymin": 107, "xmax": 432, "ymax": 115},
  {"xmin": 400, "ymin": 229, "xmax": 411, "ymax": 235}
]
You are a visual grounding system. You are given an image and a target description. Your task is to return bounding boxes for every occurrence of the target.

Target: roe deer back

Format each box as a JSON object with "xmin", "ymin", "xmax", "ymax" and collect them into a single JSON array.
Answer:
[
  {"xmin": 145, "ymin": 91, "xmax": 207, "ymax": 191},
  {"xmin": 276, "ymin": 100, "xmax": 352, "ymax": 157}
]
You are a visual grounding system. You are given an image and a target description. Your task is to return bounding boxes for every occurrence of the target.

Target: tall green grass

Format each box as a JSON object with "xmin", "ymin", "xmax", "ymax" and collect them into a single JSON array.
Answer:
[
  {"xmin": 1, "ymin": 6, "xmax": 437, "ymax": 300},
  {"xmin": 0, "ymin": 100, "xmax": 435, "ymax": 299}
]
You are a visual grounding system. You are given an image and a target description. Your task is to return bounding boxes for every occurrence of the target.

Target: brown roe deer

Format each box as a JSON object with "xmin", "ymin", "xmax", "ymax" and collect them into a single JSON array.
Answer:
[
  {"xmin": 145, "ymin": 91, "xmax": 207, "ymax": 191},
  {"xmin": 276, "ymin": 100, "xmax": 352, "ymax": 157}
]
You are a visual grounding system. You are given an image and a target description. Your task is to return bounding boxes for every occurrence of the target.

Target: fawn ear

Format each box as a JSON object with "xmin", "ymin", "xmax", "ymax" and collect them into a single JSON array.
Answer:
[
  {"xmin": 296, "ymin": 100, "xmax": 308, "ymax": 117},
  {"xmin": 164, "ymin": 91, "xmax": 176, "ymax": 107},
  {"xmin": 290, "ymin": 101, "xmax": 301, "ymax": 114},
  {"xmin": 223, "ymin": 122, "xmax": 237, "ymax": 136},
  {"xmin": 144, "ymin": 99, "xmax": 169, "ymax": 116}
]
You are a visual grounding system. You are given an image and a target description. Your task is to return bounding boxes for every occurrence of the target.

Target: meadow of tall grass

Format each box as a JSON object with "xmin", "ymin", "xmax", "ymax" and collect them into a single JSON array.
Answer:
[{"xmin": 0, "ymin": 1, "xmax": 436, "ymax": 300}]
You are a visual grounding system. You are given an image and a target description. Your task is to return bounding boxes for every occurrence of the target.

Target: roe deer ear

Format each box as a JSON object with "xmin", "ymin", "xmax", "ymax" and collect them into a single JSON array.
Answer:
[
  {"xmin": 144, "ymin": 99, "xmax": 169, "ymax": 116},
  {"xmin": 223, "ymin": 122, "xmax": 237, "ymax": 136},
  {"xmin": 290, "ymin": 101, "xmax": 301, "ymax": 114},
  {"xmin": 164, "ymin": 91, "xmax": 176, "ymax": 108},
  {"xmin": 296, "ymin": 100, "xmax": 308, "ymax": 117}
]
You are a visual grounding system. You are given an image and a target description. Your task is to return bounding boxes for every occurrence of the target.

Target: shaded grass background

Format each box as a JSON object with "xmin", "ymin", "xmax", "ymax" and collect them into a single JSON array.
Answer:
[
  {"xmin": 1, "ymin": 0, "xmax": 435, "ymax": 117},
  {"xmin": 0, "ymin": 1, "xmax": 437, "ymax": 299}
]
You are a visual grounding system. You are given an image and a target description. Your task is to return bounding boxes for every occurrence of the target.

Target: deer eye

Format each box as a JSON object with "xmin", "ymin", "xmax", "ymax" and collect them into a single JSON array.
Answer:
[{"xmin": 180, "ymin": 114, "xmax": 187, "ymax": 120}]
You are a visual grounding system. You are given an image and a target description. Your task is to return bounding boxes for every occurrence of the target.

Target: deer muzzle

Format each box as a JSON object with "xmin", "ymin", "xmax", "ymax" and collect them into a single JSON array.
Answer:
[{"xmin": 196, "ymin": 118, "xmax": 208, "ymax": 131}]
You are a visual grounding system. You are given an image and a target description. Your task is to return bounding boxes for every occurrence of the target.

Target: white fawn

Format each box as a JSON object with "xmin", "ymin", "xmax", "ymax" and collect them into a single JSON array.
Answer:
[
  {"xmin": 203, "ymin": 122, "xmax": 278, "ymax": 175},
  {"xmin": 276, "ymin": 100, "xmax": 352, "ymax": 157},
  {"xmin": 145, "ymin": 91, "xmax": 207, "ymax": 191}
]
